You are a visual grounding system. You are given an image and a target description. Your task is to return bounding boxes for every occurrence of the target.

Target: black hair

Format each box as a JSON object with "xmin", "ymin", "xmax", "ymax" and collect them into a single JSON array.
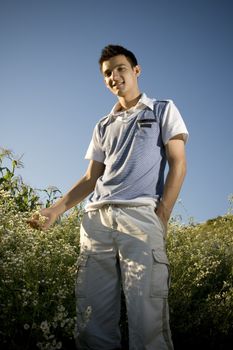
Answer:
[{"xmin": 99, "ymin": 44, "xmax": 138, "ymax": 70}]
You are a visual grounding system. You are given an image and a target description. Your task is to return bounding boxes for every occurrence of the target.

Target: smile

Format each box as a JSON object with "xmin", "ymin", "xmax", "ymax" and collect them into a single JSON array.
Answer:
[{"xmin": 113, "ymin": 82, "xmax": 124, "ymax": 88}]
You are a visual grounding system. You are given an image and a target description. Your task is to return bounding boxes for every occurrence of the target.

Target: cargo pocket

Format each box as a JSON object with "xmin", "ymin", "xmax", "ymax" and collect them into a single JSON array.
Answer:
[
  {"xmin": 150, "ymin": 249, "xmax": 170, "ymax": 298},
  {"xmin": 75, "ymin": 254, "xmax": 89, "ymax": 298}
]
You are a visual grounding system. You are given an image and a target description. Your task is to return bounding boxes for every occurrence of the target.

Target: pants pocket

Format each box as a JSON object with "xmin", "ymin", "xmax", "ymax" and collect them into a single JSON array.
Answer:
[
  {"xmin": 150, "ymin": 249, "xmax": 170, "ymax": 298},
  {"xmin": 154, "ymin": 210, "xmax": 166, "ymax": 234}
]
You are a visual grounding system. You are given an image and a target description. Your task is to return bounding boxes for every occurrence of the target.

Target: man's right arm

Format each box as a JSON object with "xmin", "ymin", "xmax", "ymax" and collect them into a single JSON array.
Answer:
[{"xmin": 28, "ymin": 160, "xmax": 105, "ymax": 230}]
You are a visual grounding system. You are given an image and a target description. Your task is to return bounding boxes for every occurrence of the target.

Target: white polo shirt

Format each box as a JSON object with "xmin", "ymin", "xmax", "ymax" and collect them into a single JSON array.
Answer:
[{"xmin": 84, "ymin": 93, "xmax": 188, "ymax": 211}]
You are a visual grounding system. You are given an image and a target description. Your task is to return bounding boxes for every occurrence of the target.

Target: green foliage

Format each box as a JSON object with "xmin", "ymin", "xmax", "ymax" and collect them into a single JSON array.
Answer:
[
  {"xmin": 167, "ymin": 217, "xmax": 233, "ymax": 349},
  {"xmin": 40, "ymin": 186, "xmax": 62, "ymax": 209},
  {"xmin": 0, "ymin": 148, "xmax": 40, "ymax": 212},
  {"xmin": 0, "ymin": 148, "xmax": 62, "ymax": 212},
  {"xmin": 0, "ymin": 194, "xmax": 81, "ymax": 350}
]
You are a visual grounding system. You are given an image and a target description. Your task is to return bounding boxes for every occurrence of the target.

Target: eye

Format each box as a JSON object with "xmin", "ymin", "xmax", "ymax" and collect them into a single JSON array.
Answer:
[{"xmin": 104, "ymin": 71, "xmax": 111, "ymax": 78}]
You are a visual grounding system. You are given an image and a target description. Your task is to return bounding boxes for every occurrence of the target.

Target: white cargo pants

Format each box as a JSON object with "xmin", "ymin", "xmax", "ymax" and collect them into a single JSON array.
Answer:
[{"xmin": 75, "ymin": 204, "xmax": 174, "ymax": 350}]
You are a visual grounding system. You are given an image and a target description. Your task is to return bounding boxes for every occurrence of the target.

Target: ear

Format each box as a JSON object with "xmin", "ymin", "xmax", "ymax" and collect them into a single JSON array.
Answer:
[{"xmin": 134, "ymin": 65, "xmax": 141, "ymax": 77}]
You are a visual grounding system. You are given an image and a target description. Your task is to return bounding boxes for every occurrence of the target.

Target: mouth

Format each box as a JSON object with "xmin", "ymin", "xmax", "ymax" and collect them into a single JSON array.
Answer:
[{"xmin": 112, "ymin": 82, "xmax": 124, "ymax": 89}]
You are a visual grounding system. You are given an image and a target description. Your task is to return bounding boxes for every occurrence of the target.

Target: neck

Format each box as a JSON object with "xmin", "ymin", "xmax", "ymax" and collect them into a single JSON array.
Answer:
[{"xmin": 118, "ymin": 91, "xmax": 142, "ymax": 111}]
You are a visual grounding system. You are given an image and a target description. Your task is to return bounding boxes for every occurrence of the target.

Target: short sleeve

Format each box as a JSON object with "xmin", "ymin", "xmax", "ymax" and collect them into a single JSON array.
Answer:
[
  {"xmin": 85, "ymin": 124, "xmax": 105, "ymax": 163},
  {"xmin": 161, "ymin": 100, "xmax": 189, "ymax": 145}
]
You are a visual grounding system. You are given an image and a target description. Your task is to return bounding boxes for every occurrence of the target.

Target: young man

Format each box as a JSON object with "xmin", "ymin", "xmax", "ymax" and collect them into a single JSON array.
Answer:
[{"xmin": 29, "ymin": 45, "xmax": 188, "ymax": 350}]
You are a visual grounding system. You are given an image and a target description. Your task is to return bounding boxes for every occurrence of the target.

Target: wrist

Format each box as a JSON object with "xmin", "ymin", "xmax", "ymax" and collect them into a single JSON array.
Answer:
[
  {"xmin": 159, "ymin": 199, "xmax": 172, "ymax": 215},
  {"xmin": 50, "ymin": 202, "xmax": 65, "ymax": 216},
  {"xmin": 155, "ymin": 199, "xmax": 172, "ymax": 222}
]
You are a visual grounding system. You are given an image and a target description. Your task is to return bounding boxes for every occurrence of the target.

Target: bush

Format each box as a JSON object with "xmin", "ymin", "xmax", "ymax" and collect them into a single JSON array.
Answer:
[
  {"xmin": 167, "ymin": 217, "xmax": 233, "ymax": 349},
  {"xmin": 0, "ymin": 148, "xmax": 40, "ymax": 212},
  {"xmin": 0, "ymin": 148, "xmax": 62, "ymax": 212},
  {"xmin": 0, "ymin": 192, "xmax": 81, "ymax": 350}
]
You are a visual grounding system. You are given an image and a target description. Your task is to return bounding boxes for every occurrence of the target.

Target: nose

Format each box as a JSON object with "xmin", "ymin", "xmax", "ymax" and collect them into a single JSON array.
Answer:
[{"xmin": 112, "ymin": 69, "xmax": 120, "ymax": 81}]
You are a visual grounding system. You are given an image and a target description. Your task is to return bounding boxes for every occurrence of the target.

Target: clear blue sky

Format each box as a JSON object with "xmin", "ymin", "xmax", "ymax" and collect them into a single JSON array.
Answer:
[{"xmin": 1, "ymin": 0, "xmax": 233, "ymax": 223}]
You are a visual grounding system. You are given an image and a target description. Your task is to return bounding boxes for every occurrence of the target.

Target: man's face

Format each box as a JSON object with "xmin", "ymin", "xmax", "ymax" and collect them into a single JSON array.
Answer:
[{"xmin": 101, "ymin": 55, "xmax": 141, "ymax": 98}]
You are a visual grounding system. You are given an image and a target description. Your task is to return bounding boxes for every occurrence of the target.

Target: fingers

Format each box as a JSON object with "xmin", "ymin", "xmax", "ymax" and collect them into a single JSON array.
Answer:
[
  {"xmin": 27, "ymin": 218, "xmax": 40, "ymax": 229},
  {"xmin": 27, "ymin": 213, "xmax": 49, "ymax": 231}
]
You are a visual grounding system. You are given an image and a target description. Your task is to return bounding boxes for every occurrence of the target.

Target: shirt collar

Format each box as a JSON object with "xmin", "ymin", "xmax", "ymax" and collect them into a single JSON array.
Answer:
[{"xmin": 110, "ymin": 93, "xmax": 155, "ymax": 115}]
